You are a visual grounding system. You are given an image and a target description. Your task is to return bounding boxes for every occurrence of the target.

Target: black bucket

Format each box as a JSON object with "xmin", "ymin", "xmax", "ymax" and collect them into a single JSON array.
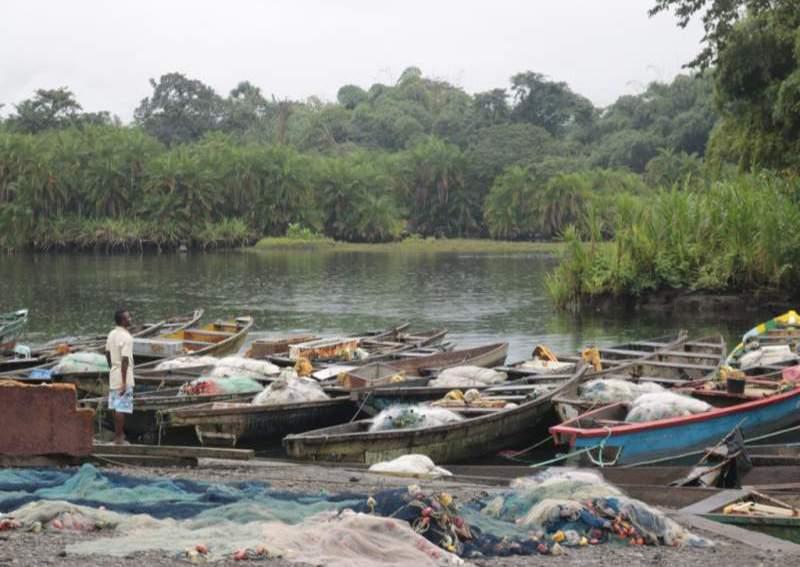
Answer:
[{"xmin": 727, "ymin": 377, "xmax": 746, "ymax": 395}]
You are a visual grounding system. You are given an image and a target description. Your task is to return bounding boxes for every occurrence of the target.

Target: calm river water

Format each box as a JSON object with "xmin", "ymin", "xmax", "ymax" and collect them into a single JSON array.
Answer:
[{"xmin": 0, "ymin": 250, "xmax": 772, "ymax": 360}]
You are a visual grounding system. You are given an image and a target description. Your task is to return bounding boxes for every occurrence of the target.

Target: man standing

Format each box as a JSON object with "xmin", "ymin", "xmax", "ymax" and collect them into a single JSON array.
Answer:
[{"xmin": 105, "ymin": 309, "xmax": 135, "ymax": 445}]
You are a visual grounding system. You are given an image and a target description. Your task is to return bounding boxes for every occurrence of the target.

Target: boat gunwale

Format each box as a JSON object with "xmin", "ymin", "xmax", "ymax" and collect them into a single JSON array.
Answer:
[{"xmin": 550, "ymin": 383, "xmax": 800, "ymax": 441}]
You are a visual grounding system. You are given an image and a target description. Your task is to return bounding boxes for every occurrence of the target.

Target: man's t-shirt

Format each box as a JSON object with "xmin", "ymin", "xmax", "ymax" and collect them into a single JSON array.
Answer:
[{"xmin": 106, "ymin": 326, "xmax": 135, "ymax": 391}]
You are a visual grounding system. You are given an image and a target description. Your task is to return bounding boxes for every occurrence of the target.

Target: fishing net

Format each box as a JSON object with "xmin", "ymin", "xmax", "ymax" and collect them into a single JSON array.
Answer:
[
  {"xmin": 368, "ymin": 455, "xmax": 453, "ymax": 479},
  {"xmin": 519, "ymin": 359, "xmax": 574, "ymax": 373},
  {"xmin": 179, "ymin": 376, "xmax": 264, "ymax": 396},
  {"xmin": 428, "ymin": 366, "xmax": 507, "ymax": 388},
  {"xmin": 1, "ymin": 465, "xmax": 711, "ymax": 562},
  {"xmin": 461, "ymin": 469, "xmax": 711, "ymax": 551},
  {"xmin": 738, "ymin": 345, "xmax": 798, "ymax": 370},
  {"xmin": 209, "ymin": 356, "xmax": 280, "ymax": 379},
  {"xmin": 368, "ymin": 405, "xmax": 463, "ymax": 432},
  {"xmin": 431, "ymin": 389, "xmax": 516, "ymax": 409},
  {"xmin": 52, "ymin": 353, "xmax": 108, "ymax": 375},
  {"xmin": 579, "ymin": 379, "xmax": 665, "ymax": 404},
  {"xmin": 251, "ymin": 376, "xmax": 329, "ymax": 405},
  {"xmin": 625, "ymin": 392, "xmax": 711, "ymax": 423},
  {"xmin": 154, "ymin": 356, "xmax": 219, "ymax": 371}
]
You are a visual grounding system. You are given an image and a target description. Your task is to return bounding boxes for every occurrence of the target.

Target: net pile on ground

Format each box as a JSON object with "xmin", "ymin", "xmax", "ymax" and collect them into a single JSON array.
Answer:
[
  {"xmin": 428, "ymin": 366, "xmax": 507, "ymax": 388},
  {"xmin": 0, "ymin": 465, "xmax": 711, "ymax": 563},
  {"xmin": 52, "ymin": 353, "xmax": 109, "ymax": 374},
  {"xmin": 368, "ymin": 454, "xmax": 453, "ymax": 479},
  {"xmin": 578, "ymin": 379, "xmax": 665, "ymax": 404},
  {"xmin": 625, "ymin": 392, "xmax": 711, "ymax": 422},
  {"xmin": 252, "ymin": 375, "xmax": 329, "ymax": 405},
  {"xmin": 368, "ymin": 405, "xmax": 464, "ymax": 432},
  {"xmin": 458, "ymin": 469, "xmax": 711, "ymax": 555}
]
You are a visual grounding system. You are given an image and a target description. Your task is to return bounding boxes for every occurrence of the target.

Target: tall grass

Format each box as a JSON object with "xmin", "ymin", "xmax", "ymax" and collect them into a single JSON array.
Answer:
[{"xmin": 547, "ymin": 174, "xmax": 800, "ymax": 309}]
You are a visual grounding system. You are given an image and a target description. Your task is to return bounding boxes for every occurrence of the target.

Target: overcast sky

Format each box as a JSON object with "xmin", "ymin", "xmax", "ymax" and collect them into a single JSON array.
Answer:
[{"xmin": 1, "ymin": 0, "xmax": 703, "ymax": 121}]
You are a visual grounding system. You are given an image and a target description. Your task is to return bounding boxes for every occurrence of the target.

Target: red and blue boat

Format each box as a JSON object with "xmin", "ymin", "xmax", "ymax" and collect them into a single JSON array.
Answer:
[{"xmin": 550, "ymin": 368, "xmax": 800, "ymax": 466}]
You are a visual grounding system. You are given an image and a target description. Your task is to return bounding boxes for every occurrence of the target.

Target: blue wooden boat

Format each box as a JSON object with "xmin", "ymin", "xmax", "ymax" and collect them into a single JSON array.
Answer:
[{"xmin": 550, "ymin": 370, "xmax": 800, "ymax": 466}]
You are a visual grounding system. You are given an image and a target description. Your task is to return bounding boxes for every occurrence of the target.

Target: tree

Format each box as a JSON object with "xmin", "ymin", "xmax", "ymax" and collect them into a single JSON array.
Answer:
[
  {"xmin": 337, "ymin": 85, "xmax": 368, "ymax": 110},
  {"xmin": 510, "ymin": 72, "xmax": 595, "ymax": 136},
  {"xmin": 134, "ymin": 73, "xmax": 224, "ymax": 146},
  {"xmin": 7, "ymin": 88, "xmax": 85, "ymax": 133},
  {"xmin": 649, "ymin": 0, "xmax": 798, "ymax": 69}
]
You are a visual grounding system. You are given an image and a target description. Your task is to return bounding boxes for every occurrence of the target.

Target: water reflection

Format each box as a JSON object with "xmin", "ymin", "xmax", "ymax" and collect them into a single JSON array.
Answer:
[{"xmin": 0, "ymin": 250, "xmax": 775, "ymax": 360}]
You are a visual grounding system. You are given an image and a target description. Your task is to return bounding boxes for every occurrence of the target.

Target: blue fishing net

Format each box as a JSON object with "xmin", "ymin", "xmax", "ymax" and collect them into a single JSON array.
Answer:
[{"xmin": 0, "ymin": 464, "xmax": 360, "ymax": 522}]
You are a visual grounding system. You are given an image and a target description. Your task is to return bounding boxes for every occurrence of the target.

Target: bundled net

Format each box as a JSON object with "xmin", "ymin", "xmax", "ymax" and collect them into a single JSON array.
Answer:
[
  {"xmin": 154, "ymin": 355, "xmax": 220, "ymax": 371},
  {"xmin": 368, "ymin": 455, "xmax": 453, "ymax": 479},
  {"xmin": 578, "ymin": 379, "xmax": 665, "ymax": 404},
  {"xmin": 252, "ymin": 375, "xmax": 329, "ymax": 405},
  {"xmin": 52, "ymin": 353, "xmax": 109, "ymax": 375},
  {"xmin": 428, "ymin": 366, "xmax": 507, "ymax": 388},
  {"xmin": 625, "ymin": 392, "xmax": 711, "ymax": 423},
  {"xmin": 368, "ymin": 405, "xmax": 463, "ymax": 432},
  {"xmin": 209, "ymin": 356, "xmax": 281, "ymax": 379}
]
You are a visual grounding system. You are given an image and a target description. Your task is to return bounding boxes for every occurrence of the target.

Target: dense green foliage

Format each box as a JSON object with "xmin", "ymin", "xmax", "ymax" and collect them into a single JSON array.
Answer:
[
  {"xmin": 547, "ymin": 0, "xmax": 800, "ymax": 308},
  {"xmin": 547, "ymin": 174, "xmax": 800, "ymax": 309},
  {"xmin": 0, "ymin": 61, "xmax": 721, "ymax": 250}
]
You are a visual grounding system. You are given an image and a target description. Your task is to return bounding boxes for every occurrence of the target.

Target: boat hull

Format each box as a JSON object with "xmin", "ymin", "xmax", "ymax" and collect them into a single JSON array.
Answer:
[
  {"xmin": 169, "ymin": 399, "xmax": 357, "ymax": 448},
  {"xmin": 551, "ymin": 387, "xmax": 800, "ymax": 466},
  {"xmin": 283, "ymin": 367, "xmax": 587, "ymax": 464}
]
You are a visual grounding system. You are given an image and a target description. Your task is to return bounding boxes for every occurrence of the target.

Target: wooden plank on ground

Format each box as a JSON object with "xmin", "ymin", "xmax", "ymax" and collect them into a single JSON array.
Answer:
[
  {"xmin": 667, "ymin": 511, "xmax": 800, "ymax": 553},
  {"xmin": 91, "ymin": 443, "xmax": 254, "ymax": 461},
  {"xmin": 679, "ymin": 489, "xmax": 751, "ymax": 515}
]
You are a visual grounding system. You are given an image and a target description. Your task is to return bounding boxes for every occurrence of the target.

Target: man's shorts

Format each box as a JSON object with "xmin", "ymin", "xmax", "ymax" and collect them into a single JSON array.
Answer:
[{"xmin": 109, "ymin": 387, "xmax": 134, "ymax": 414}]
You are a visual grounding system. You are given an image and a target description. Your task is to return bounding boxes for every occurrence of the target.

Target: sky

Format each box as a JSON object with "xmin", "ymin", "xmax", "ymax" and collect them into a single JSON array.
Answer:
[{"xmin": 0, "ymin": 0, "xmax": 704, "ymax": 122}]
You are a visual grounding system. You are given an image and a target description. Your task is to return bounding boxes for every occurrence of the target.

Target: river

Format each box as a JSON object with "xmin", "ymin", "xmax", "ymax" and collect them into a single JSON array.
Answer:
[{"xmin": 0, "ymin": 249, "xmax": 773, "ymax": 360}]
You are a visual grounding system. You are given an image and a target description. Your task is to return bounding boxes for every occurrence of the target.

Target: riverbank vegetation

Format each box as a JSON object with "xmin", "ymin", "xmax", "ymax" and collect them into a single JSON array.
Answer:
[
  {"xmin": 547, "ymin": 0, "xmax": 800, "ymax": 308},
  {"xmin": 1, "ymin": 37, "xmax": 719, "ymax": 251}
]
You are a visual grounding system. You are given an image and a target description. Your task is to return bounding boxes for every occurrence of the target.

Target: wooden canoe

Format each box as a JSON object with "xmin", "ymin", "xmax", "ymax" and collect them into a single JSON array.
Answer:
[
  {"xmin": 0, "ymin": 309, "xmax": 28, "ymax": 352},
  {"xmin": 78, "ymin": 387, "xmax": 256, "ymax": 442},
  {"xmin": 166, "ymin": 397, "xmax": 357, "ymax": 448},
  {"xmin": 351, "ymin": 334, "xmax": 689, "ymax": 414},
  {"xmin": 550, "ymin": 335, "xmax": 727, "ymax": 422},
  {"xmin": 727, "ymin": 309, "xmax": 800, "ymax": 367},
  {"xmin": 0, "ymin": 309, "xmax": 204, "ymax": 378},
  {"xmin": 264, "ymin": 324, "xmax": 448, "ymax": 367},
  {"xmin": 383, "ymin": 342, "xmax": 509, "ymax": 377},
  {"xmin": 136, "ymin": 315, "xmax": 254, "ymax": 367},
  {"xmin": 550, "ymin": 369, "xmax": 799, "ymax": 467},
  {"xmin": 282, "ymin": 365, "xmax": 588, "ymax": 464},
  {"xmin": 497, "ymin": 333, "xmax": 687, "ymax": 379}
]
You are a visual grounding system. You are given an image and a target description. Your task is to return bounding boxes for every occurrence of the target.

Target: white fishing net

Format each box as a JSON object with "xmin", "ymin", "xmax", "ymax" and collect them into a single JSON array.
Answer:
[
  {"xmin": 8, "ymin": 502, "xmax": 464, "ymax": 566},
  {"xmin": 579, "ymin": 378, "xmax": 665, "ymax": 404},
  {"xmin": 368, "ymin": 406, "xmax": 463, "ymax": 432},
  {"xmin": 625, "ymin": 392, "xmax": 711, "ymax": 423},
  {"xmin": 251, "ymin": 376, "xmax": 329, "ymax": 405},
  {"xmin": 154, "ymin": 355, "xmax": 219, "ymax": 371},
  {"xmin": 52, "ymin": 353, "xmax": 108, "ymax": 374},
  {"xmin": 209, "ymin": 356, "xmax": 281, "ymax": 379},
  {"xmin": 368, "ymin": 454, "xmax": 453, "ymax": 479},
  {"xmin": 428, "ymin": 366, "xmax": 507, "ymax": 388}
]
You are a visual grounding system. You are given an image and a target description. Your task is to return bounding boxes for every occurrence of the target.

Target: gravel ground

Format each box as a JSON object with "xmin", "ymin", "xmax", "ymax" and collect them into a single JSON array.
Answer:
[{"xmin": 2, "ymin": 460, "xmax": 798, "ymax": 567}]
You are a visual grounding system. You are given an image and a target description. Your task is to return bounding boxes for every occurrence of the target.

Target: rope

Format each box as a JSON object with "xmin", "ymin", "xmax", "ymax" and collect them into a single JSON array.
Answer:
[{"xmin": 350, "ymin": 390, "xmax": 373, "ymax": 422}]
